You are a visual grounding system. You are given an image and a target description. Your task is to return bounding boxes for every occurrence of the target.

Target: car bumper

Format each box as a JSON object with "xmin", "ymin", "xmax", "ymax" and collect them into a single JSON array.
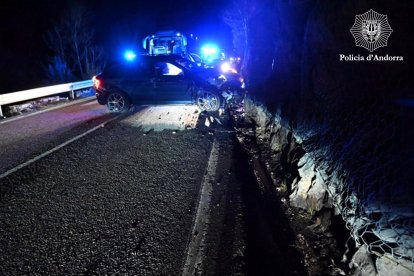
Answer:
[{"xmin": 95, "ymin": 90, "xmax": 107, "ymax": 105}]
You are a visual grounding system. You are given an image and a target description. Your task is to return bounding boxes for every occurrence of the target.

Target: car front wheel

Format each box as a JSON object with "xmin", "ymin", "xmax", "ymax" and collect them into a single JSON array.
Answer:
[
  {"xmin": 106, "ymin": 92, "xmax": 130, "ymax": 113},
  {"xmin": 196, "ymin": 90, "xmax": 221, "ymax": 112}
]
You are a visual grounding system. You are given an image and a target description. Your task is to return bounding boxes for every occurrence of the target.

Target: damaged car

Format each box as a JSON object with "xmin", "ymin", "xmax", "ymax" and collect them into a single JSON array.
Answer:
[{"xmin": 93, "ymin": 54, "xmax": 245, "ymax": 113}]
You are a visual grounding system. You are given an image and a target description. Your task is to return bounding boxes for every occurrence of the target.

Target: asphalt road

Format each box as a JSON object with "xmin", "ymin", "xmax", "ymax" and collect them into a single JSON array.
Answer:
[
  {"xmin": 0, "ymin": 106, "xmax": 213, "ymax": 275},
  {"xmin": 0, "ymin": 101, "xmax": 309, "ymax": 275},
  {"xmin": 0, "ymin": 99, "xmax": 113, "ymax": 174}
]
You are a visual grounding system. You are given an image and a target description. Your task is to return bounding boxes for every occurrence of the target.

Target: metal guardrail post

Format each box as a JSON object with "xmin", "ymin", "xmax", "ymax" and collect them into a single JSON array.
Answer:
[
  {"xmin": 0, "ymin": 105, "xmax": 3, "ymax": 118},
  {"xmin": 69, "ymin": 90, "xmax": 75, "ymax": 100}
]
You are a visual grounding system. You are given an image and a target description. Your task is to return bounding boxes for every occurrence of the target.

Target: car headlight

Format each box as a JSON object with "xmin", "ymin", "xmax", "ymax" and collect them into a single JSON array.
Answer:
[{"xmin": 220, "ymin": 62, "xmax": 237, "ymax": 73}]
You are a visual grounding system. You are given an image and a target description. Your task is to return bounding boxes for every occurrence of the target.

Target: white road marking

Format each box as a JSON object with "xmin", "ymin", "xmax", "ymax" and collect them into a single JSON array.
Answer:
[
  {"xmin": 182, "ymin": 140, "xmax": 219, "ymax": 275},
  {"xmin": 0, "ymin": 115, "xmax": 120, "ymax": 179}
]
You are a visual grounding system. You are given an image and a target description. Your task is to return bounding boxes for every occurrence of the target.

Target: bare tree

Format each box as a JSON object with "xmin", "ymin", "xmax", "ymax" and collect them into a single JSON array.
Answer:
[
  {"xmin": 44, "ymin": 4, "xmax": 104, "ymax": 82},
  {"xmin": 44, "ymin": 56, "xmax": 74, "ymax": 83},
  {"xmin": 222, "ymin": 0, "xmax": 258, "ymax": 78},
  {"xmin": 84, "ymin": 45, "xmax": 105, "ymax": 79},
  {"xmin": 45, "ymin": 25, "xmax": 67, "ymax": 64}
]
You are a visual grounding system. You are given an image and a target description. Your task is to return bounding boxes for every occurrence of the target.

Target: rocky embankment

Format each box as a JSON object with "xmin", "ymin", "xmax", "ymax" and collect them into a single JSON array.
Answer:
[{"xmin": 234, "ymin": 98, "xmax": 414, "ymax": 276}]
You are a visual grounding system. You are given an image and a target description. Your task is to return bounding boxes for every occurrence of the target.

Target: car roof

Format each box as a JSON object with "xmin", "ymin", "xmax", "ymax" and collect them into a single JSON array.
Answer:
[{"xmin": 101, "ymin": 54, "xmax": 191, "ymax": 77}]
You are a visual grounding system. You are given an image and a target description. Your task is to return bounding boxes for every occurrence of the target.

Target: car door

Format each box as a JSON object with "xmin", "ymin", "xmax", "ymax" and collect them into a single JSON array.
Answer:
[
  {"xmin": 152, "ymin": 61, "xmax": 191, "ymax": 103},
  {"xmin": 119, "ymin": 60, "xmax": 155, "ymax": 103}
]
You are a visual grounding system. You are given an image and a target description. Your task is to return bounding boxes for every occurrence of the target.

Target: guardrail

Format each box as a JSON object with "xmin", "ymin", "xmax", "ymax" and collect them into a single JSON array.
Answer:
[{"xmin": 0, "ymin": 80, "xmax": 94, "ymax": 117}]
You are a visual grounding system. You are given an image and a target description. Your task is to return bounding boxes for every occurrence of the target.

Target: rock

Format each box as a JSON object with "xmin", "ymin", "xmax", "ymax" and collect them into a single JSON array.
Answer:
[
  {"xmin": 243, "ymin": 99, "xmax": 272, "ymax": 139},
  {"xmin": 394, "ymin": 232, "xmax": 414, "ymax": 262},
  {"xmin": 293, "ymin": 131, "xmax": 304, "ymax": 144},
  {"xmin": 289, "ymin": 153, "xmax": 331, "ymax": 213},
  {"xmin": 402, "ymin": 235, "xmax": 414, "ymax": 250},
  {"xmin": 373, "ymin": 228, "xmax": 399, "ymax": 244},
  {"xmin": 314, "ymin": 208, "xmax": 332, "ymax": 231},
  {"xmin": 243, "ymin": 98, "xmax": 257, "ymax": 124},
  {"xmin": 307, "ymin": 170, "xmax": 331, "ymax": 212},
  {"xmin": 269, "ymin": 124, "xmax": 289, "ymax": 152},
  {"xmin": 349, "ymin": 245, "xmax": 377, "ymax": 276},
  {"xmin": 290, "ymin": 153, "xmax": 316, "ymax": 210},
  {"xmin": 376, "ymin": 254, "xmax": 414, "ymax": 276},
  {"xmin": 326, "ymin": 173, "xmax": 342, "ymax": 215}
]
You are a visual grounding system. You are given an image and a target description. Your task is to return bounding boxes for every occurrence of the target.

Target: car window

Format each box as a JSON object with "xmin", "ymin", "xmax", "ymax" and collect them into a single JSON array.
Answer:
[
  {"xmin": 103, "ymin": 61, "xmax": 151, "ymax": 78},
  {"xmin": 176, "ymin": 58, "xmax": 196, "ymax": 70},
  {"xmin": 154, "ymin": 62, "xmax": 183, "ymax": 76},
  {"xmin": 102, "ymin": 62, "xmax": 127, "ymax": 77}
]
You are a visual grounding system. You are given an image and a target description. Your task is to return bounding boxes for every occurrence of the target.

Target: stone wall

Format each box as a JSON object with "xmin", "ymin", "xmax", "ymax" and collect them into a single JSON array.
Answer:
[{"xmin": 242, "ymin": 97, "xmax": 414, "ymax": 275}]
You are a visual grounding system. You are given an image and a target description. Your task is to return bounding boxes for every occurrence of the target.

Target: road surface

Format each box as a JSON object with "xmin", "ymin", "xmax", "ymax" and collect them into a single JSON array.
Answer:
[
  {"xmin": 0, "ymin": 99, "xmax": 113, "ymax": 175},
  {"xmin": 0, "ymin": 100, "xmax": 308, "ymax": 275}
]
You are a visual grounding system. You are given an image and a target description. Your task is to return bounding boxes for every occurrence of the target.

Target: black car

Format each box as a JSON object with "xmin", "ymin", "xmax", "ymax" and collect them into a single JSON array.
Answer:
[{"xmin": 94, "ymin": 55, "xmax": 224, "ymax": 113}]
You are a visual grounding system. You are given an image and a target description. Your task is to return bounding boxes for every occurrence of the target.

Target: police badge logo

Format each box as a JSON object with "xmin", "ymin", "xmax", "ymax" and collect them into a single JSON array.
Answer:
[{"xmin": 350, "ymin": 9, "xmax": 393, "ymax": 52}]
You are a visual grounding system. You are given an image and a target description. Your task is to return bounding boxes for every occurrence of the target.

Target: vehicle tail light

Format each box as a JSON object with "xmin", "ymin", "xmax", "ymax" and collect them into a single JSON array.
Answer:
[{"xmin": 93, "ymin": 76, "xmax": 101, "ymax": 89}]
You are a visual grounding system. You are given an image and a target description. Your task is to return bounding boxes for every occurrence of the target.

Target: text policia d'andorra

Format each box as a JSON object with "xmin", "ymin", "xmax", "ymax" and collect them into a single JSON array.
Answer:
[{"xmin": 339, "ymin": 54, "xmax": 404, "ymax": 61}]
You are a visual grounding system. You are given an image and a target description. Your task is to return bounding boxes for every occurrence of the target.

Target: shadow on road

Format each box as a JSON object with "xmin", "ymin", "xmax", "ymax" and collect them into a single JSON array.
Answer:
[{"xmin": 234, "ymin": 139, "xmax": 308, "ymax": 276}]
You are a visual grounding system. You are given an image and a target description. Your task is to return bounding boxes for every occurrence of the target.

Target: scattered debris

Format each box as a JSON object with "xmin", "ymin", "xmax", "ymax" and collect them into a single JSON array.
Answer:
[{"xmin": 131, "ymin": 105, "xmax": 199, "ymax": 132}]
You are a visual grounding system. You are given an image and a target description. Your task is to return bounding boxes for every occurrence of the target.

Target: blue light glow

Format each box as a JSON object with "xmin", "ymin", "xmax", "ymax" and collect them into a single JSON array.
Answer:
[
  {"xmin": 220, "ymin": 61, "xmax": 237, "ymax": 73},
  {"xmin": 201, "ymin": 45, "xmax": 218, "ymax": 55},
  {"xmin": 221, "ymin": 62, "xmax": 231, "ymax": 72},
  {"xmin": 201, "ymin": 44, "xmax": 220, "ymax": 64},
  {"xmin": 124, "ymin": 50, "xmax": 137, "ymax": 61}
]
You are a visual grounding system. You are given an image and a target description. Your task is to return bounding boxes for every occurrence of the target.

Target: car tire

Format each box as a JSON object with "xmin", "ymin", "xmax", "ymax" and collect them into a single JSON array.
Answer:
[
  {"xmin": 106, "ymin": 92, "xmax": 131, "ymax": 113},
  {"xmin": 196, "ymin": 90, "xmax": 221, "ymax": 112}
]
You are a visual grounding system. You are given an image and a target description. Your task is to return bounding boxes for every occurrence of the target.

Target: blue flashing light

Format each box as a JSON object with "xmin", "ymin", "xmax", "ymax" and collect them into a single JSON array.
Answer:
[
  {"xmin": 201, "ymin": 44, "xmax": 220, "ymax": 64},
  {"xmin": 124, "ymin": 50, "xmax": 137, "ymax": 61},
  {"xmin": 201, "ymin": 45, "xmax": 218, "ymax": 55}
]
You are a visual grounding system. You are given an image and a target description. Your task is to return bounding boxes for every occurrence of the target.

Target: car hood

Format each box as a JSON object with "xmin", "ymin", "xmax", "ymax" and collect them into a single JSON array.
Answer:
[{"xmin": 192, "ymin": 66, "xmax": 241, "ymax": 81}]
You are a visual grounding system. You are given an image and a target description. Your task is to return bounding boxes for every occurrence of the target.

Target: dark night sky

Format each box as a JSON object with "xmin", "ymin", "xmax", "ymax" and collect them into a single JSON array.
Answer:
[{"xmin": 0, "ymin": 0, "xmax": 232, "ymax": 91}]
